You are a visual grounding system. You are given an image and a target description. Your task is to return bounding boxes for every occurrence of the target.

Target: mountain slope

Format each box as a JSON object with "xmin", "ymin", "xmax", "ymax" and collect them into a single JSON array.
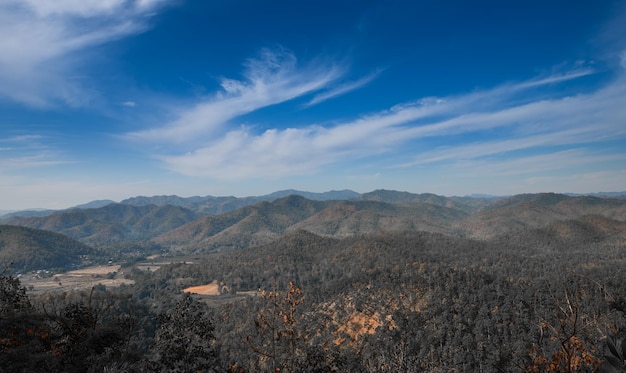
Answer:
[
  {"xmin": 0, "ymin": 225, "xmax": 97, "ymax": 272},
  {"xmin": 153, "ymin": 195, "xmax": 329, "ymax": 252},
  {"xmin": 153, "ymin": 195, "xmax": 471, "ymax": 253},
  {"xmin": 3, "ymin": 204, "xmax": 199, "ymax": 243},
  {"xmin": 287, "ymin": 200, "xmax": 468, "ymax": 237},
  {"xmin": 458, "ymin": 193, "xmax": 626, "ymax": 239}
]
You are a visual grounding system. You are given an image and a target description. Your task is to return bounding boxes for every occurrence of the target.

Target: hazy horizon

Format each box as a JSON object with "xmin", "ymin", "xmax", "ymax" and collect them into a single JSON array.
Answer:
[{"xmin": 2, "ymin": 188, "xmax": 626, "ymax": 214}]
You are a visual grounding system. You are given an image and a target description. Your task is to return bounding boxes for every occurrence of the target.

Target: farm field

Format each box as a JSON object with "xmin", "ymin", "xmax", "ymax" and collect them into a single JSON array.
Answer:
[{"xmin": 21, "ymin": 264, "xmax": 133, "ymax": 294}]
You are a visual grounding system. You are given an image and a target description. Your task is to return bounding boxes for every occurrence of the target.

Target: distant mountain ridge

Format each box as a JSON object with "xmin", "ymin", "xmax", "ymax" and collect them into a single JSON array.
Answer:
[
  {"xmin": 69, "ymin": 200, "xmax": 116, "ymax": 209},
  {"xmin": 3, "ymin": 190, "xmax": 626, "ymax": 258},
  {"xmin": 4, "ymin": 189, "xmax": 625, "ymax": 219},
  {"xmin": 120, "ymin": 189, "xmax": 360, "ymax": 215},
  {"xmin": 565, "ymin": 191, "xmax": 626, "ymax": 198},
  {"xmin": 1, "ymin": 189, "xmax": 358, "ymax": 218},
  {"xmin": 2, "ymin": 204, "xmax": 199, "ymax": 243},
  {"xmin": 0, "ymin": 209, "xmax": 56, "ymax": 219}
]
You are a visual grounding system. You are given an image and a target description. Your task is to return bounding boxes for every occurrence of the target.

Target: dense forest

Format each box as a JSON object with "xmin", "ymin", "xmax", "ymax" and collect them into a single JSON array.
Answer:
[
  {"xmin": 1, "ymin": 192, "xmax": 626, "ymax": 372},
  {"xmin": 2, "ymin": 230, "xmax": 626, "ymax": 372}
]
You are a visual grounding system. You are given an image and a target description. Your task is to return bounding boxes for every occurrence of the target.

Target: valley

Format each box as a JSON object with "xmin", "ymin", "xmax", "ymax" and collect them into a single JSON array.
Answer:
[{"xmin": 19, "ymin": 264, "xmax": 133, "ymax": 295}]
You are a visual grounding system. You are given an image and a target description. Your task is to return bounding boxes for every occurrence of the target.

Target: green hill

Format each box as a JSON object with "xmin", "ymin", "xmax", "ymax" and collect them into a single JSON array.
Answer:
[
  {"xmin": 153, "ymin": 195, "xmax": 329, "ymax": 252},
  {"xmin": 3, "ymin": 204, "xmax": 199, "ymax": 243},
  {"xmin": 0, "ymin": 225, "xmax": 97, "ymax": 273},
  {"xmin": 457, "ymin": 194, "xmax": 626, "ymax": 239}
]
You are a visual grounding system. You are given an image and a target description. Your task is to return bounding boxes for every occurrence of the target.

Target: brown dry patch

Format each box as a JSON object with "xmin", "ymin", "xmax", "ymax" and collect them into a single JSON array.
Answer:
[
  {"xmin": 334, "ymin": 312, "xmax": 381, "ymax": 345},
  {"xmin": 183, "ymin": 280, "xmax": 220, "ymax": 295},
  {"xmin": 315, "ymin": 283, "xmax": 429, "ymax": 347},
  {"xmin": 579, "ymin": 262, "xmax": 604, "ymax": 270}
]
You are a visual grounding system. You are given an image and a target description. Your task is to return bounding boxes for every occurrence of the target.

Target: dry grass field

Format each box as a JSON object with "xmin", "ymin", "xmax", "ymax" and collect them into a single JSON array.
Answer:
[{"xmin": 183, "ymin": 280, "xmax": 220, "ymax": 295}]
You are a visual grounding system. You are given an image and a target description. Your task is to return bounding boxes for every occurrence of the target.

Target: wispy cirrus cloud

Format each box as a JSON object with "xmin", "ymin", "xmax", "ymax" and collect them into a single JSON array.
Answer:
[
  {"xmin": 154, "ymin": 58, "xmax": 626, "ymax": 181},
  {"xmin": 18, "ymin": 0, "xmax": 169, "ymax": 17},
  {"xmin": 304, "ymin": 67, "xmax": 600, "ymax": 152},
  {"xmin": 305, "ymin": 69, "xmax": 382, "ymax": 107},
  {"xmin": 126, "ymin": 49, "xmax": 343, "ymax": 144},
  {"xmin": 0, "ymin": 154, "xmax": 73, "ymax": 170},
  {"xmin": 0, "ymin": 134, "xmax": 72, "ymax": 171},
  {"xmin": 0, "ymin": 0, "xmax": 168, "ymax": 107},
  {"xmin": 452, "ymin": 149, "xmax": 626, "ymax": 178},
  {"xmin": 396, "ymin": 74, "xmax": 626, "ymax": 167}
]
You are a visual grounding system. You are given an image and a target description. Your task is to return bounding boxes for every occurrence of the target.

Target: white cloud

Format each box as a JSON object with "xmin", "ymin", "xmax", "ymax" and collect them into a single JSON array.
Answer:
[
  {"xmin": 162, "ymin": 127, "xmax": 330, "ymax": 179},
  {"xmin": 154, "ymin": 64, "xmax": 626, "ymax": 181},
  {"xmin": 513, "ymin": 68, "xmax": 595, "ymax": 89},
  {"xmin": 451, "ymin": 150, "xmax": 626, "ymax": 177},
  {"xmin": 302, "ymin": 68, "xmax": 602, "ymax": 153},
  {"xmin": 20, "ymin": 0, "xmax": 128, "ymax": 17},
  {"xmin": 0, "ymin": 134, "xmax": 72, "ymax": 171},
  {"xmin": 396, "ymin": 75, "xmax": 626, "ymax": 167},
  {"xmin": 305, "ymin": 69, "xmax": 382, "ymax": 106},
  {"xmin": 122, "ymin": 101, "xmax": 137, "ymax": 107},
  {"xmin": 0, "ymin": 155, "xmax": 73, "ymax": 170},
  {"xmin": 0, "ymin": 0, "xmax": 167, "ymax": 107},
  {"xmin": 126, "ymin": 49, "xmax": 342, "ymax": 144},
  {"xmin": 2, "ymin": 135, "xmax": 45, "ymax": 142}
]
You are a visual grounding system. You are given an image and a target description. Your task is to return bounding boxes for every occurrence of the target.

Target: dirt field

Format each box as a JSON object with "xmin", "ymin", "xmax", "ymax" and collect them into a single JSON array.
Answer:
[{"xmin": 183, "ymin": 280, "xmax": 220, "ymax": 295}]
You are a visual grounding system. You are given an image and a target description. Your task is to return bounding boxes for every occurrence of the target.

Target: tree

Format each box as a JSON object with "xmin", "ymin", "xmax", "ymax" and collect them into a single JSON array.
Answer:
[
  {"xmin": 0, "ymin": 274, "xmax": 31, "ymax": 314},
  {"xmin": 149, "ymin": 293, "xmax": 221, "ymax": 372},
  {"xmin": 0, "ymin": 275, "xmax": 57, "ymax": 372},
  {"xmin": 527, "ymin": 287, "xmax": 602, "ymax": 372},
  {"xmin": 247, "ymin": 282, "xmax": 307, "ymax": 372}
]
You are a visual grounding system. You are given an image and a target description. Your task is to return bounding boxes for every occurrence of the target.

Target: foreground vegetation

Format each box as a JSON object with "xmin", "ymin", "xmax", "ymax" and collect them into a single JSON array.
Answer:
[{"xmin": 2, "ymin": 224, "xmax": 626, "ymax": 372}]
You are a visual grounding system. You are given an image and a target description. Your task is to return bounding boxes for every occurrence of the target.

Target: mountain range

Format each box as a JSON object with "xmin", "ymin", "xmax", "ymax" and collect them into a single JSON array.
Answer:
[
  {"xmin": 0, "ymin": 189, "xmax": 361, "ymax": 219},
  {"xmin": 1, "ymin": 190, "xmax": 625, "ymax": 269}
]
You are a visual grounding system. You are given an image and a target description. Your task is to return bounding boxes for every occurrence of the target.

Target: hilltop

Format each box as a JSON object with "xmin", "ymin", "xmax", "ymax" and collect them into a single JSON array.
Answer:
[
  {"xmin": 0, "ymin": 225, "xmax": 98, "ymax": 273},
  {"xmin": 1, "ymin": 204, "xmax": 199, "ymax": 244}
]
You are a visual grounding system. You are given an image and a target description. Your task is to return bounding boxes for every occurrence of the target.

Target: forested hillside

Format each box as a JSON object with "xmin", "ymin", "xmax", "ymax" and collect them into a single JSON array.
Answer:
[
  {"xmin": 2, "ymin": 204, "xmax": 199, "ymax": 244},
  {"xmin": 458, "ymin": 193, "xmax": 626, "ymax": 239},
  {"xmin": 153, "ymin": 195, "xmax": 331, "ymax": 252},
  {"xmin": 6, "ymin": 191, "xmax": 625, "ymax": 256},
  {"xmin": 0, "ymin": 225, "xmax": 98, "ymax": 272}
]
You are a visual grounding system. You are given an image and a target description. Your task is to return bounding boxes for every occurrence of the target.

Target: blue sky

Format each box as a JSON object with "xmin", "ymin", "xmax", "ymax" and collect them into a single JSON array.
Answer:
[{"xmin": 1, "ymin": 0, "xmax": 625, "ymax": 210}]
